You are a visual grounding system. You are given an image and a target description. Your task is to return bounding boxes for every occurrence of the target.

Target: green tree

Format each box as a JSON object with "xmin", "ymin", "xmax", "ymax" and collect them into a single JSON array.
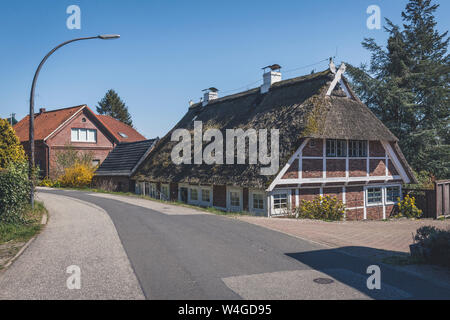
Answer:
[
  {"xmin": 0, "ymin": 118, "xmax": 26, "ymax": 169},
  {"xmin": 96, "ymin": 89, "xmax": 133, "ymax": 126},
  {"xmin": 347, "ymin": 0, "xmax": 449, "ymax": 179}
]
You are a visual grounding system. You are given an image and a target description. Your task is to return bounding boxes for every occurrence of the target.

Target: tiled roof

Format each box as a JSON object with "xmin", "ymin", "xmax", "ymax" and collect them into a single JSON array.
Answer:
[
  {"xmin": 13, "ymin": 105, "xmax": 146, "ymax": 144},
  {"xmin": 13, "ymin": 105, "xmax": 84, "ymax": 142},
  {"xmin": 95, "ymin": 139, "xmax": 157, "ymax": 176},
  {"xmin": 97, "ymin": 115, "xmax": 146, "ymax": 143}
]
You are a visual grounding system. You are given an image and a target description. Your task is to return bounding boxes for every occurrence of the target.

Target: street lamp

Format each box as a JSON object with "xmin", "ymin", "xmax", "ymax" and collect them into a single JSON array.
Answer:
[{"xmin": 29, "ymin": 34, "xmax": 120, "ymax": 208}]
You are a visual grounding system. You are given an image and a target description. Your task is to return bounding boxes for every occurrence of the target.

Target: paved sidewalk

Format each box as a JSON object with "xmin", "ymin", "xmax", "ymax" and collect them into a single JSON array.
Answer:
[
  {"xmin": 0, "ymin": 192, "xmax": 144, "ymax": 300},
  {"xmin": 236, "ymin": 216, "xmax": 450, "ymax": 255}
]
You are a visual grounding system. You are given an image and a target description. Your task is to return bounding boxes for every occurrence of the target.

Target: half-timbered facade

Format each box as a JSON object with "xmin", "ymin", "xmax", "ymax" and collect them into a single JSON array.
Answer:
[{"xmin": 132, "ymin": 62, "xmax": 416, "ymax": 220}]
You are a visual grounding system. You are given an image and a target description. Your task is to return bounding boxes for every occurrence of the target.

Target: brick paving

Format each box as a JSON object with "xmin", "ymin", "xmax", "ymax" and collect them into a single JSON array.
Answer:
[{"xmin": 236, "ymin": 216, "xmax": 450, "ymax": 254}]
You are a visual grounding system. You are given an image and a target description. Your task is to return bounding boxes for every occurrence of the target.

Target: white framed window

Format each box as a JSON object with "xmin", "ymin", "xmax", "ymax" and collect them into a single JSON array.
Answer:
[
  {"xmin": 273, "ymin": 193, "xmax": 288, "ymax": 209},
  {"xmin": 190, "ymin": 188, "xmax": 198, "ymax": 201},
  {"xmin": 227, "ymin": 187, "xmax": 242, "ymax": 211},
  {"xmin": 386, "ymin": 186, "xmax": 401, "ymax": 203},
  {"xmin": 349, "ymin": 140, "xmax": 367, "ymax": 157},
  {"xmin": 161, "ymin": 184, "xmax": 169, "ymax": 200},
  {"xmin": 201, "ymin": 189, "xmax": 210, "ymax": 203},
  {"xmin": 252, "ymin": 193, "xmax": 264, "ymax": 210},
  {"xmin": 71, "ymin": 128, "xmax": 97, "ymax": 143},
  {"xmin": 367, "ymin": 187, "xmax": 382, "ymax": 204},
  {"xmin": 326, "ymin": 139, "xmax": 347, "ymax": 157},
  {"xmin": 230, "ymin": 191, "xmax": 240, "ymax": 207}
]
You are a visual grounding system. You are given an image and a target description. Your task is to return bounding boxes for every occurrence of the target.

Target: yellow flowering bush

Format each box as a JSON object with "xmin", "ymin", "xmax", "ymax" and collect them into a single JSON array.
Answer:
[
  {"xmin": 38, "ymin": 176, "xmax": 60, "ymax": 188},
  {"xmin": 58, "ymin": 163, "xmax": 94, "ymax": 188},
  {"xmin": 396, "ymin": 194, "xmax": 422, "ymax": 218},
  {"xmin": 295, "ymin": 195, "xmax": 345, "ymax": 221},
  {"xmin": 0, "ymin": 118, "xmax": 26, "ymax": 169}
]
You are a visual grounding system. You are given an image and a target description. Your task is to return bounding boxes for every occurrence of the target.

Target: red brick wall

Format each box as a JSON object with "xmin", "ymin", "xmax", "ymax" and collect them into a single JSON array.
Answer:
[
  {"xmin": 302, "ymin": 139, "xmax": 322, "ymax": 156},
  {"xmin": 369, "ymin": 141, "xmax": 385, "ymax": 157},
  {"xmin": 366, "ymin": 206, "xmax": 383, "ymax": 220},
  {"xmin": 345, "ymin": 186, "xmax": 364, "ymax": 208},
  {"xmin": 282, "ymin": 160, "xmax": 299, "ymax": 179},
  {"xmin": 299, "ymin": 188, "xmax": 320, "ymax": 201},
  {"xmin": 243, "ymin": 188, "xmax": 249, "ymax": 211},
  {"xmin": 323, "ymin": 187, "xmax": 343, "ymax": 200},
  {"xmin": 170, "ymin": 183, "xmax": 178, "ymax": 201},
  {"xmin": 387, "ymin": 159, "xmax": 399, "ymax": 176},
  {"xmin": 346, "ymin": 208, "xmax": 364, "ymax": 221},
  {"xmin": 369, "ymin": 159, "xmax": 386, "ymax": 176},
  {"xmin": 326, "ymin": 159, "xmax": 346, "ymax": 178},
  {"xmin": 46, "ymin": 109, "xmax": 114, "ymax": 178},
  {"xmin": 302, "ymin": 159, "xmax": 322, "ymax": 178},
  {"xmin": 213, "ymin": 185, "xmax": 226, "ymax": 208},
  {"xmin": 349, "ymin": 159, "xmax": 366, "ymax": 177}
]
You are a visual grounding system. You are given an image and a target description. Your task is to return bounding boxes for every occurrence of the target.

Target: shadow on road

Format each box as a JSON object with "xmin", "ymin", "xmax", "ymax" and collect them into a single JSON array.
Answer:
[{"xmin": 286, "ymin": 246, "xmax": 450, "ymax": 300}]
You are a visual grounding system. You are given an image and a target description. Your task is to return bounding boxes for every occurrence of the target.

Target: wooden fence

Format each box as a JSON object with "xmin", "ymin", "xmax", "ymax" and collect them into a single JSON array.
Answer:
[{"xmin": 403, "ymin": 180, "xmax": 450, "ymax": 219}]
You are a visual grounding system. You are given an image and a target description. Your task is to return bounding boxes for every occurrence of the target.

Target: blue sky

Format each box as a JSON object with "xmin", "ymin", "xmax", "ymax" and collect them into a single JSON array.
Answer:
[{"xmin": 0, "ymin": 0, "xmax": 448, "ymax": 138}]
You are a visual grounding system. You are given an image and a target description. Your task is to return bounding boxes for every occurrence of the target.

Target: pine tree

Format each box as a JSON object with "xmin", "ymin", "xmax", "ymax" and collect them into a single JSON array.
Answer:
[
  {"xmin": 347, "ymin": 0, "xmax": 449, "ymax": 179},
  {"xmin": 96, "ymin": 89, "xmax": 133, "ymax": 126}
]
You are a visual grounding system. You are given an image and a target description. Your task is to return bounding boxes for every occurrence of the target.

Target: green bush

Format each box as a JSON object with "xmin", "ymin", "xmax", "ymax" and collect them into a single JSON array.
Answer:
[
  {"xmin": 414, "ymin": 226, "xmax": 450, "ymax": 268},
  {"xmin": 0, "ymin": 161, "xmax": 31, "ymax": 223},
  {"xmin": 295, "ymin": 195, "xmax": 345, "ymax": 221}
]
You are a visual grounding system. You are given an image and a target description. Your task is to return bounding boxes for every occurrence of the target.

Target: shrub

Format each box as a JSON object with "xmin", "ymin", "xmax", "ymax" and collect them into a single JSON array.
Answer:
[
  {"xmin": 295, "ymin": 195, "xmax": 345, "ymax": 221},
  {"xmin": 0, "ymin": 118, "xmax": 26, "ymax": 169},
  {"xmin": 397, "ymin": 194, "xmax": 422, "ymax": 218},
  {"xmin": 0, "ymin": 161, "xmax": 31, "ymax": 223},
  {"xmin": 38, "ymin": 176, "xmax": 60, "ymax": 188},
  {"xmin": 413, "ymin": 226, "xmax": 450, "ymax": 267},
  {"xmin": 54, "ymin": 145, "xmax": 95, "ymax": 177},
  {"xmin": 58, "ymin": 162, "xmax": 94, "ymax": 188}
]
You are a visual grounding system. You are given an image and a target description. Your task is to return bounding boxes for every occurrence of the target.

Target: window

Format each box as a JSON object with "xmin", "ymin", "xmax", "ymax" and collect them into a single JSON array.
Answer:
[
  {"xmin": 190, "ymin": 188, "xmax": 198, "ymax": 201},
  {"xmin": 230, "ymin": 191, "xmax": 240, "ymax": 207},
  {"xmin": 71, "ymin": 128, "xmax": 97, "ymax": 142},
  {"xmin": 273, "ymin": 193, "xmax": 288, "ymax": 209},
  {"xmin": 367, "ymin": 187, "xmax": 382, "ymax": 204},
  {"xmin": 119, "ymin": 132, "xmax": 128, "ymax": 138},
  {"xmin": 349, "ymin": 140, "xmax": 367, "ymax": 157},
  {"xmin": 201, "ymin": 189, "xmax": 210, "ymax": 203},
  {"xmin": 149, "ymin": 183, "xmax": 157, "ymax": 198},
  {"xmin": 326, "ymin": 139, "xmax": 347, "ymax": 157},
  {"xmin": 135, "ymin": 182, "xmax": 142, "ymax": 195},
  {"xmin": 253, "ymin": 193, "xmax": 264, "ymax": 210},
  {"xmin": 92, "ymin": 159, "xmax": 100, "ymax": 167},
  {"xmin": 161, "ymin": 185, "xmax": 169, "ymax": 200},
  {"xmin": 386, "ymin": 186, "xmax": 400, "ymax": 203}
]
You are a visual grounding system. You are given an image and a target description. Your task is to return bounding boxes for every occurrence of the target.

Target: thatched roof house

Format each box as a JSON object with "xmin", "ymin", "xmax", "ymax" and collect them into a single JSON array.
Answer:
[{"xmin": 133, "ymin": 62, "xmax": 416, "ymax": 220}]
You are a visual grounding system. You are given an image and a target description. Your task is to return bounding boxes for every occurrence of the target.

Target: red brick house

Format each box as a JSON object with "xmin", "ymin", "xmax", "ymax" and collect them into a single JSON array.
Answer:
[
  {"xmin": 13, "ymin": 105, "xmax": 146, "ymax": 178},
  {"xmin": 132, "ymin": 62, "xmax": 417, "ymax": 220}
]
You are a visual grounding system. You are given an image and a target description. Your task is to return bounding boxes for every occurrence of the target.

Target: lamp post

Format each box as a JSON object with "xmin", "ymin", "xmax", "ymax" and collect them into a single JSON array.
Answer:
[{"xmin": 29, "ymin": 34, "xmax": 120, "ymax": 208}]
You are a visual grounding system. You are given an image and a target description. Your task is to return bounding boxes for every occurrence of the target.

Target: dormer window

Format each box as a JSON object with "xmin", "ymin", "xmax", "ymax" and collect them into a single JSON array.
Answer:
[{"xmin": 118, "ymin": 132, "xmax": 128, "ymax": 138}]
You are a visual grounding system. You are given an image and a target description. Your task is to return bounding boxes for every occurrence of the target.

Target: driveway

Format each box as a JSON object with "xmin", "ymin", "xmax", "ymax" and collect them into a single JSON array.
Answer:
[{"xmin": 2, "ymin": 188, "xmax": 450, "ymax": 300}]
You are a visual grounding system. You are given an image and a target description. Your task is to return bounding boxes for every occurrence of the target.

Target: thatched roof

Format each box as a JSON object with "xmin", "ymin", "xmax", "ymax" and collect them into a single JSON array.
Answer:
[{"xmin": 133, "ymin": 69, "xmax": 404, "ymax": 188}]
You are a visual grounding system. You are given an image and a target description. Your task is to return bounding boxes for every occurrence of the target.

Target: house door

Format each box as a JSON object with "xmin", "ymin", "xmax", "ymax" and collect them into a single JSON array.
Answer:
[{"xmin": 180, "ymin": 187, "xmax": 188, "ymax": 203}]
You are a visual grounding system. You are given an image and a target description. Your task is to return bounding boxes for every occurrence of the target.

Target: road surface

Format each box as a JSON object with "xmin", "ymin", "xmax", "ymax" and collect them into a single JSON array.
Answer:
[{"xmin": 1, "ymin": 188, "xmax": 449, "ymax": 300}]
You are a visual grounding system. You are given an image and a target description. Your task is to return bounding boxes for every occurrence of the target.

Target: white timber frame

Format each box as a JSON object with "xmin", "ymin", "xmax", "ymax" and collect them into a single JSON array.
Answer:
[{"xmin": 266, "ymin": 137, "xmax": 409, "ymax": 218}]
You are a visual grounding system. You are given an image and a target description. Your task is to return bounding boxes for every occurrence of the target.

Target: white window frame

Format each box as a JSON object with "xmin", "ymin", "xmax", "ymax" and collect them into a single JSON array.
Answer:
[
  {"xmin": 365, "ymin": 186, "xmax": 383, "ymax": 206},
  {"xmin": 71, "ymin": 128, "xmax": 97, "ymax": 143},
  {"xmin": 250, "ymin": 189, "xmax": 266, "ymax": 214},
  {"xmin": 271, "ymin": 189, "xmax": 291, "ymax": 216},
  {"xmin": 226, "ymin": 187, "xmax": 243, "ymax": 212},
  {"xmin": 385, "ymin": 184, "xmax": 402, "ymax": 205},
  {"xmin": 200, "ymin": 187, "xmax": 213, "ymax": 206},
  {"xmin": 189, "ymin": 187, "xmax": 199, "ymax": 203}
]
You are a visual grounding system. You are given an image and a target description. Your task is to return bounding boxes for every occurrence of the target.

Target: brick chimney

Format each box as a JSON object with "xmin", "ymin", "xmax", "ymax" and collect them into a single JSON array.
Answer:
[{"xmin": 260, "ymin": 64, "xmax": 282, "ymax": 94}]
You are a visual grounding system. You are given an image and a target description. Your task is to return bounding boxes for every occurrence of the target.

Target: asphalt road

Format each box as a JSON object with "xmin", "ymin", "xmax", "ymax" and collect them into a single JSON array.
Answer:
[{"xmin": 8, "ymin": 189, "xmax": 450, "ymax": 300}]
